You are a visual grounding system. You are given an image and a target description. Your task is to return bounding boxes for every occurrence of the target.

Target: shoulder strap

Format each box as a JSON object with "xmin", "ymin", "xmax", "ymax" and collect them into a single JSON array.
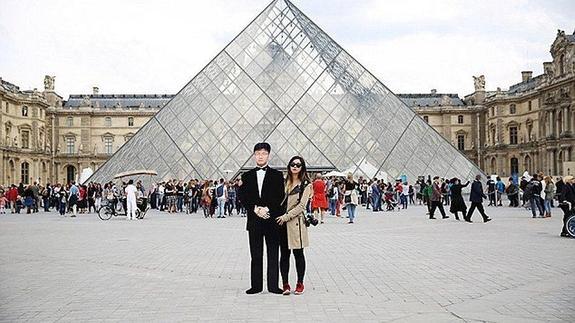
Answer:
[{"xmin": 296, "ymin": 180, "xmax": 309, "ymax": 205}]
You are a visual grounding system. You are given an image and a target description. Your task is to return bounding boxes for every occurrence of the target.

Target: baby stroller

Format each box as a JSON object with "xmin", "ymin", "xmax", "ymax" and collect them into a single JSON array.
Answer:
[{"xmin": 384, "ymin": 191, "xmax": 399, "ymax": 211}]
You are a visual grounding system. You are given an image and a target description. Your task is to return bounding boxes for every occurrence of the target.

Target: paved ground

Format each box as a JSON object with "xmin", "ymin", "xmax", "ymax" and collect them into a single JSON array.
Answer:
[{"xmin": 0, "ymin": 203, "xmax": 573, "ymax": 322}]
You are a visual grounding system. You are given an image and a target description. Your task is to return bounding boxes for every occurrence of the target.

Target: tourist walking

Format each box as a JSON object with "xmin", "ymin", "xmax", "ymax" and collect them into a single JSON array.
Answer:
[
  {"xmin": 429, "ymin": 176, "xmax": 448, "ymax": 219},
  {"xmin": 449, "ymin": 178, "xmax": 469, "ymax": 220},
  {"xmin": 277, "ymin": 156, "xmax": 312, "ymax": 295},
  {"xmin": 465, "ymin": 175, "xmax": 492, "ymax": 223}
]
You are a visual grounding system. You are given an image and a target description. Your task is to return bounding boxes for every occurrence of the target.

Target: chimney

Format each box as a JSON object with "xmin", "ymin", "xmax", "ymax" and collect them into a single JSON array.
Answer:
[
  {"xmin": 521, "ymin": 71, "xmax": 532, "ymax": 82},
  {"xmin": 431, "ymin": 89, "xmax": 437, "ymax": 95},
  {"xmin": 93, "ymin": 86, "xmax": 99, "ymax": 95}
]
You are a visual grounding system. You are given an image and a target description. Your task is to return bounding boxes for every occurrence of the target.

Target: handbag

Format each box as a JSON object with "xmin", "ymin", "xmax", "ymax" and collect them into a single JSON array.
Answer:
[{"xmin": 344, "ymin": 194, "xmax": 351, "ymax": 204}]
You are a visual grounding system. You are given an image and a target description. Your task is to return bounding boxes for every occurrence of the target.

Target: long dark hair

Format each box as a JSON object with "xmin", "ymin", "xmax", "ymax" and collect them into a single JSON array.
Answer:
[{"xmin": 286, "ymin": 155, "xmax": 311, "ymax": 191}]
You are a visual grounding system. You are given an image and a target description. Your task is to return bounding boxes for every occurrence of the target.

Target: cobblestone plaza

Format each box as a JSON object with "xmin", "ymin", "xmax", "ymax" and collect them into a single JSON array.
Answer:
[{"xmin": 1, "ymin": 206, "xmax": 573, "ymax": 322}]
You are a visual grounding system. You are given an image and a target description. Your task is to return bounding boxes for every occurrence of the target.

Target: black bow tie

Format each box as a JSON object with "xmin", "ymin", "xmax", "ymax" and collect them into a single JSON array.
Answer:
[{"xmin": 256, "ymin": 166, "xmax": 269, "ymax": 171}]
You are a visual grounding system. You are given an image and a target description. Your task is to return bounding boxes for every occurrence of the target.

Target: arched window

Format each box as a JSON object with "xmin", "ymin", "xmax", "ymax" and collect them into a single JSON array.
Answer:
[
  {"xmin": 457, "ymin": 134, "xmax": 465, "ymax": 150},
  {"xmin": 66, "ymin": 165, "xmax": 76, "ymax": 185},
  {"xmin": 21, "ymin": 130, "xmax": 30, "ymax": 149},
  {"xmin": 104, "ymin": 137, "xmax": 113, "ymax": 155},
  {"xmin": 128, "ymin": 117, "xmax": 134, "ymax": 127},
  {"xmin": 22, "ymin": 106, "xmax": 28, "ymax": 117},
  {"xmin": 509, "ymin": 126, "xmax": 518, "ymax": 145},
  {"xmin": 66, "ymin": 137, "xmax": 75, "ymax": 154},
  {"xmin": 21, "ymin": 162, "xmax": 30, "ymax": 184},
  {"xmin": 423, "ymin": 116, "xmax": 429, "ymax": 123},
  {"xmin": 490, "ymin": 157, "xmax": 497, "ymax": 174},
  {"xmin": 510, "ymin": 157, "xmax": 519, "ymax": 175},
  {"xmin": 457, "ymin": 115, "xmax": 464, "ymax": 124},
  {"xmin": 105, "ymin": 117, "xmax": 112, "ymax": 127},
  {"xmin": 66, "ymin": 116, "xmax": 73, "ymax": 127}
]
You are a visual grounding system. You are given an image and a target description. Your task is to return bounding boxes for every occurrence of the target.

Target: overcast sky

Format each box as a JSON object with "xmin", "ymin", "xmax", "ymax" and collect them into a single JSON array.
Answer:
[{"xmin": 1, "ymin": 0, "xmax": 573, "ymax": 99}]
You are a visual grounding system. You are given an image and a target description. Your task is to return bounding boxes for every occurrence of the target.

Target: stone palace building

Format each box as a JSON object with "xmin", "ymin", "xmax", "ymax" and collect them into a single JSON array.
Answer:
[{"xmin": 1, "ymin": 30, "xmax": 573, "ymax": 185}]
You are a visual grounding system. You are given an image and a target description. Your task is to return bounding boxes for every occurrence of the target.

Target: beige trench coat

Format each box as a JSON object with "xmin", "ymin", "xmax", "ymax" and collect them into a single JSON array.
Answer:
[{"xmin": 279, "ymin": 183, "xmax": 312, "ymax": 250}]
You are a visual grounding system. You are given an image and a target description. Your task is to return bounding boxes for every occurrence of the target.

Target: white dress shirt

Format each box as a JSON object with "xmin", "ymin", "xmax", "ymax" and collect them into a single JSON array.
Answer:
[{"xmin": 256, "ymin": 166, "xmax": 267, "ymax": 197}]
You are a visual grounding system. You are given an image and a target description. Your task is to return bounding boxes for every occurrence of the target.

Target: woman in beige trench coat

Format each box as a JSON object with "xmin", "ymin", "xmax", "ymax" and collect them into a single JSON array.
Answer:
[{"xmin": 276, "ymin": 155, "xmax": 312, "ymax": 295}]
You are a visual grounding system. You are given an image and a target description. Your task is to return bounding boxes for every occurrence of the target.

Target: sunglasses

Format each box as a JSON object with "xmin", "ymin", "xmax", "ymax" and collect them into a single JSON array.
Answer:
[{"xmin": 289, "ymin": 163, "xmax": 302, "ymax": 168}]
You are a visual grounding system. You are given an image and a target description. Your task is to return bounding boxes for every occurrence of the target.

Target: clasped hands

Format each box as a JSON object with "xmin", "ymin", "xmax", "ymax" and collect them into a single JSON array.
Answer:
[
  {"xmin": 254, "ymin": 206, "xmax": 288, "ymax": 225},
  {"xmin": 254, "ymin": 206, "xmax": 270, "ymax": 219}
]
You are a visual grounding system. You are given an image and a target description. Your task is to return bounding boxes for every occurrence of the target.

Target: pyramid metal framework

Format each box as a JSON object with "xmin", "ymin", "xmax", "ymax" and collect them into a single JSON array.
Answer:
[{"xmin": 89, "ymin": 0, "xmax": 484, "ymax": 183}]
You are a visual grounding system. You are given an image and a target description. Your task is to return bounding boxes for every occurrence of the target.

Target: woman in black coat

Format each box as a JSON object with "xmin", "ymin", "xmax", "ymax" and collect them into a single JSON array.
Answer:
[
  {"xmin": 559, "ymin": 175, "xmax": 575, "ymax": 237},
  {"xmin": 449, "ymin": 178, "xmax": 470, "ymax": 220}
]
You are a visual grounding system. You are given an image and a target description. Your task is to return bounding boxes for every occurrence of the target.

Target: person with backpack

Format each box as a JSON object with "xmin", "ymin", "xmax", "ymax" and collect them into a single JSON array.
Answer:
[
  {"xmin": 215, "ymin": 178, "xmax": 227, "ymax": 218},
  {"xmin": 527, "ymin": 174, "xmax": 544, "ymax": 218},
  {"xmin": 506, "ymin": 177, "xmax": 520, "ymax": 207},
  {"xmin": 495, "ymin": 177, "xmax": 505, "ymax": 206}
]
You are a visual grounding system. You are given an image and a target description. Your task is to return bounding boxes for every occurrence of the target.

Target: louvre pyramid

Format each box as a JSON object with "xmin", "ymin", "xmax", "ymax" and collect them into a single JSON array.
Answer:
[{"xmin": 89, "ymin": 0, "xmax": 484, "ymax": 183}]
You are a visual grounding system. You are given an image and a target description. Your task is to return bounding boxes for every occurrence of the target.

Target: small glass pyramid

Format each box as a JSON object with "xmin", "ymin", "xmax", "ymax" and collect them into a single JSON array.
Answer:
[{"xmin": 89, "ymin": 0, "xmax": 483, "ymax": 183}]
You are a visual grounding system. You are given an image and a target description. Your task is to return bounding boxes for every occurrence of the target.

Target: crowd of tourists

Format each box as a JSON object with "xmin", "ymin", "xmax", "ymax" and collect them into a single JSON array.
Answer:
[{"xmin": 0, "ymin": 170, "xmax": 573, "ymax": 237}]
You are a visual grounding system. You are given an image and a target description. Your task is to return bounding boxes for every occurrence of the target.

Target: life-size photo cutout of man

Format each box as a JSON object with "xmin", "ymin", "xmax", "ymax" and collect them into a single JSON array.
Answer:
[{"xmin": 238, "ymin": 142, "xmax": 286, "ymax": 294}]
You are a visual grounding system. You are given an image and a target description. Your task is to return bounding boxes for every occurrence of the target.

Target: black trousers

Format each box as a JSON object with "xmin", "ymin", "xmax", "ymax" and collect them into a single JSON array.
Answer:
[
  {"xmin": 279, "ymin": 227, "xmax": 306, "ymax": 284},
  {"xmin": 248, "ymin": 226, "xmax": 280, "ymax": 291},
  {"xmin": 429, "ymin": 201, "xmax": 446, "ymax": 218},
  {"xmin": 466, "ymin": 202, "xmax": 488, "ymax": 221}
]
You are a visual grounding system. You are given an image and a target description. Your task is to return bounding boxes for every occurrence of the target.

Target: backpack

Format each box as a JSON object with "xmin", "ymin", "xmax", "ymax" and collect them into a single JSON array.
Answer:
[
  {"xmin": 524, "ymin": 182, "xmax": 534, "ymax": 200},
  {"xmin": 216, "ymin": 185, "xmax": 224, "ymax": 198},
  {"xmin": 328, "ymin": 186, "xmax": 335, "ymax": 198}
]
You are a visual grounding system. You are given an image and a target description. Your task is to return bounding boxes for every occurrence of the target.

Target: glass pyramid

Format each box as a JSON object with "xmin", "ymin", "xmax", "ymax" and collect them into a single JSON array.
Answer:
[{"xmin": 89, "ymin": 0, "xmax": 484, "ymax": 183}]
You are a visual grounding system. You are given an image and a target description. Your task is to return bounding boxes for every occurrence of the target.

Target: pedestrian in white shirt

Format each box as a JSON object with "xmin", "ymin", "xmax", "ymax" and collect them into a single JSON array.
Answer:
[{"xmin": 125, "ymin": 179, "xmax": 138, "ymax": 220}]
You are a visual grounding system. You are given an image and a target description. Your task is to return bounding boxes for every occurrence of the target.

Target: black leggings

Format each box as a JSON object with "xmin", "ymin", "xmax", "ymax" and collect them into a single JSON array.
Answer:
[{"xmin": 280, "ymin": 229, "xmax": 306, "ymax": 284}]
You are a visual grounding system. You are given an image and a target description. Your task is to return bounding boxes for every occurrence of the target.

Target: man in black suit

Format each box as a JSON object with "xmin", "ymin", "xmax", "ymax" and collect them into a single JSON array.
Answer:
[
  {"xmin": 465, "ymin": 174, "xmax": 492, "ymax": 223},
  {"xmin": 238, "ymin": 142, "xmax": 285, "ymax": 294}
]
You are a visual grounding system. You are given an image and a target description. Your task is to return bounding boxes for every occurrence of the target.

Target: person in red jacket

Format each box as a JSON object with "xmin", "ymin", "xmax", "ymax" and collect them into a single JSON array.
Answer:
[
  {"xmin": 311, "ymin": 173, "xmax": 328, "ymax": 224},
  {"xmin": 6, "ymin": 185, "xmax": 18, "ymax": 213}
]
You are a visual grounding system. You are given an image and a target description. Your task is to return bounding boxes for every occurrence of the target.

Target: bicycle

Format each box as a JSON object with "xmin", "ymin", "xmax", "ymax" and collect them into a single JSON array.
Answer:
[{"xmin": 98, "ymin": 196, "xmax": 149, "ymax": 220}]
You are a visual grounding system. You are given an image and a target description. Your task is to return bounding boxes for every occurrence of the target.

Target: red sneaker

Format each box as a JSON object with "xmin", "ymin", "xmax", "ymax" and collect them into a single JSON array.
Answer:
[
  {"xmin": 294, "ymin": 282, "xmax": 304, "ymax": 295},
  {"xmin": 282, "ymin": 283, "xmax": 291, "ymax": 295}
]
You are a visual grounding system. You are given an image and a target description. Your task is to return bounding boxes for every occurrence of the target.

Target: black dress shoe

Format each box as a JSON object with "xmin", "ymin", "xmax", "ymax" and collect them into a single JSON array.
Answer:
[
  {"xmin": 245, "ymin": 288, "xmax": 262, "ymax": 294},
  {"xmin": 268, "ymin": 288, "xmax": 283, "ymax": 294},
  {"xmin": 484, "ymin": 218, "xmax": 492, "ymax": 223},
  {"xmin": 442, "ymin": 216, "xmax": 449, "ymax": 219},
  {"xmin": 429, "ymin": 217, "xmax": 436, "ymax": 219},
  {"xmin": 464, "ymin": 218, "xmax": 472, "ymax": 223}
]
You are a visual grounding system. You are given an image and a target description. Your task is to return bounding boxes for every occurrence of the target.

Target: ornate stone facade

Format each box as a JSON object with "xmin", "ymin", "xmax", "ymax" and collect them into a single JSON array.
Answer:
[
  {"xmin": 1, "ymin": 29, "xmax": 573, "ymax": 185},
  {"xmin": 472, "ymin": 29, "xmax": 575, "ymax": 178}
]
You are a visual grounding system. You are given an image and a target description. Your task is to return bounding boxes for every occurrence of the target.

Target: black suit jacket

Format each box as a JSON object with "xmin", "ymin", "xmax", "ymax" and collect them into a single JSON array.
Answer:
[
  {"xmin": 469, "ymin": 180, "xmax": 487, "ymax": 203},
  {"xmin": 239, "ymin": 167, "xmax": 286, "ymax": 231}
]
